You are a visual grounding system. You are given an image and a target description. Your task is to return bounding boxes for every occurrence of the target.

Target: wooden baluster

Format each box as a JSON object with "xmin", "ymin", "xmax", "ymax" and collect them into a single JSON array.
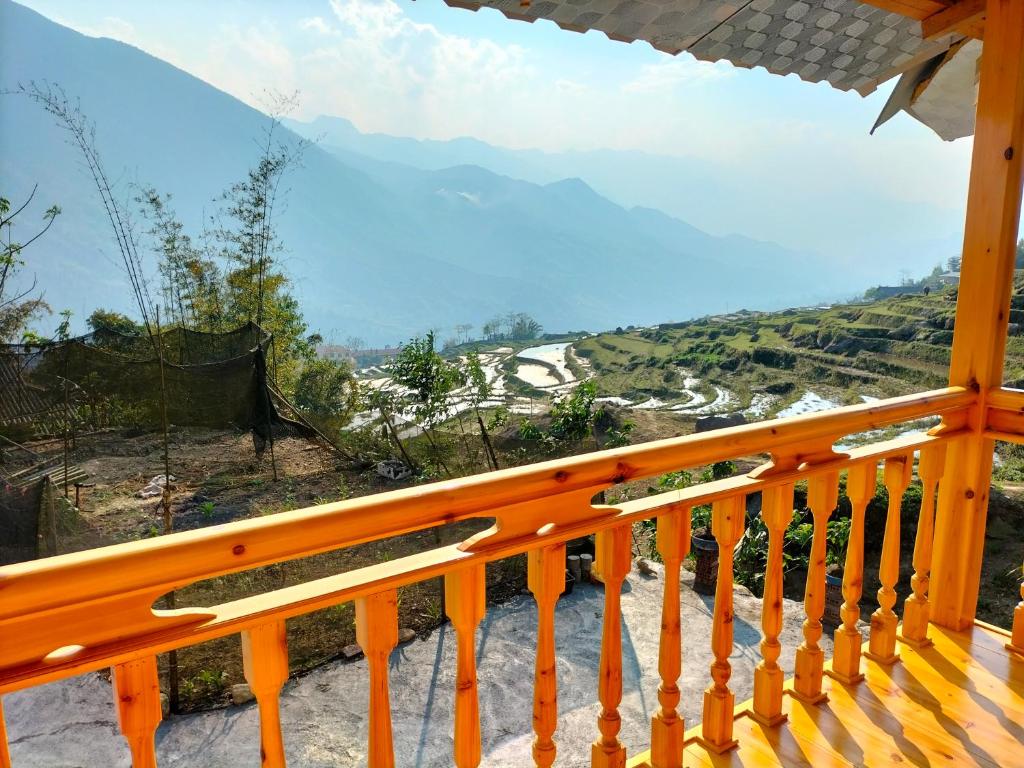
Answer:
[
  {"xmin": 829, "ymin": 462, "xmax": 876, "ymax": 685},
  {"xmin": 699, "ymin": 495, "xmax": 745, "ymax": 754},
  {"xmin": 355, "ymin": 590, "xmax": 399, "ymax": 768},
  {"xmin": 445, "ymin": 565, "xmax": 487, "ymax": 768},
  {"xmin": 792, "ymin": 472, "xmax": 838, "ymax": 704},
  {"xmin": 591, "ymin": 524, "xmax": 632, "ymax": 768},
  {"xmin": 0, "ymin": 696, "xmax": 11, "ymax": 768},
  {"xmin": 112, "ymin": 655, "xmax": 162, "ymax": 768},
  {"xmin": 752, "ymin": 483, "xmax": 795, "ymax": 725},
  {"xmin": 649, "ymin": 507, "xmax": 690, "ymax": 768},
  {"xmin": 866, "ymin": 455, "xmax": 912, "ymax": 665},
  {"xmin": 900, "ymin": 445, "xmax": 947, "ymax": 648},
  {"xmin": 1010, "ymin": 561, "xmax": 1024, "ymax": 655},
  {"xmin": 242, "ymin": 621, "xmax": 290, "ymax": 768},
  {"xmin": 528, "ymin": 543, "xmax": 566, "ymax": 768}
]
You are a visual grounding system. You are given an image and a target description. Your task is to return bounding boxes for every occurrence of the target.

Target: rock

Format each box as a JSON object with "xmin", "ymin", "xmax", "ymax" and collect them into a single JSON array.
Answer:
[
  {"xmin": 695, "ymin": 413, "xmax": 747, "ymax": 433},
  {"xmin": 398, "ymin": 628, "xmax": 417, "ymax": 644},
  {"xmin": 229, "ymin": 684, "xmax": 254, "ymax": 706},
  {"xmin": 341, "ymin": 643, "xmax": 363, "ymax": 660}
]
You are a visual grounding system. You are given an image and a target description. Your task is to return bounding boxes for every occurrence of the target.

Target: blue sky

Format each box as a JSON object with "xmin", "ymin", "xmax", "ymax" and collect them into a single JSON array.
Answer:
[{"xmin": 18, "ymin": 0, "xmax": 976, "ymax": 274}]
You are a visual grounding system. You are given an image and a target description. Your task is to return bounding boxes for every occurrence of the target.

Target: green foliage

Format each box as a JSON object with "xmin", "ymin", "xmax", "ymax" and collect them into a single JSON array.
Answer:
[
  {"xmin": 481, "ymin": 311, "xmax": 543, "ymax": 341},
  {"xmin": 199, "ymin": 501, "xmax": 215, "ymax": 519},
  {"xmin": 293, "ymin": 357, "xmax": 359, "ymax": 424},
  {"xmin": 87, "ymin": 308, "xmax": 144, "ymax": 335},
  {"xmin": 0, "ymin": 188, "xmax": 60, "ymax": 342},
  {"xmin": 548, "ymin": 380, "xmax": 598, "ymax": 443}
]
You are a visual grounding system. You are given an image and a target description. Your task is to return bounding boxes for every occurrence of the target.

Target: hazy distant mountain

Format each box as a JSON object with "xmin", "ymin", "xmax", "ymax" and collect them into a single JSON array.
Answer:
[{"xmin": 2, "ymin": 0, "xmax": 851, "ymax": 345}]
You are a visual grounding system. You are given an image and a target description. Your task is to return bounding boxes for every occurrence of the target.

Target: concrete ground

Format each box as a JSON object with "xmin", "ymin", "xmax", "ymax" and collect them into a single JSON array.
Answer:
[{"xmin": 6, "ymin": 565, "xmax": 831, "ymax": 767}]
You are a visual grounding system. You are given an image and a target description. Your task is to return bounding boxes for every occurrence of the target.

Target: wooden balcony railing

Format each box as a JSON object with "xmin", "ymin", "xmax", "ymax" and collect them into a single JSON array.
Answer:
[{"xmin": 7, "ymin": 383, "xmax": 1024, "ymax": 767}]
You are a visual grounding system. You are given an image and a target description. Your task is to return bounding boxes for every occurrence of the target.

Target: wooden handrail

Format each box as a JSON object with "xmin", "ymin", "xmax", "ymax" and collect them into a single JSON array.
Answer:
[{"xmin": 0, "ymin": 386, "xmax": 973, "ymax": 622}]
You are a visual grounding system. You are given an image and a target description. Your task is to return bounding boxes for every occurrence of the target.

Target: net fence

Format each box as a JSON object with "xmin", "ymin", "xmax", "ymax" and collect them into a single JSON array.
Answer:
[{"xmin": 0, "ymin": 323, "xmax": 279, "ymax": 449}]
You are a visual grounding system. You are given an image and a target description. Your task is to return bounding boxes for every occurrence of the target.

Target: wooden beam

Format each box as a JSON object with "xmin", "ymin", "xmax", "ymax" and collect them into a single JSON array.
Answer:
[
  {"xmin": 921, "ymin": 0, "xmax": 987, "ymax": 40},
  {"xmin": 931, "ymin": 0, "xmax": 1024, "ymax": 631},
  {"xmin": 859, "ymin": 0, "xmax": 950, "ymax": 22}
]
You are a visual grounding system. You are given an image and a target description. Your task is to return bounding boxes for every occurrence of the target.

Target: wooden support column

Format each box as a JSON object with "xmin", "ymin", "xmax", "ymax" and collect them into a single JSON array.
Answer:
[
  {"xmin": 932, "ymin": 0, "xmax": 1024, "ymax": 632},
  {"xmin": 591, "ymin": 524, "xmax": 632, "ymax": 768},
  {"xmin": 1010, "ymin": 562, "xmax": 1024, "ymax": 655},
  {"xmin": 900, "ymin": 446, "xmax": 947, "ymax": 647},
  {"xmin": 112, "ymin": 655, "xmax": 162, "ymax": 768},
  {"xmin": 698, "ymin": 495, "xmax": 745, "ymax": 754},
  {"xmin": 528, "ymin": 543, "xmax": 565, "ymax": 768},
  {"xmin": 829, "ymin": 462, "xmax": 876, "ymax": 685},
  {"xmin": 650, "ymin": 507, "xmax": 690, "ymax": 768},
  {"xmin": 242, "ymin": 621, "xmax": 290, "ymax": 768},
  {"xmin": 355, "ymin": 590, "xmax": 399, "ymax": 768},
  {"xmin": 751, "ymin": 483, "xmax": 795, "ymax": 726},
  {"xmin": 445, "ymin": 565, "xmax": 487, "ymax": 768},
  {"xmin": 792, "ymin": 472, "xmax": 838, "ymax": 704},
  {"xmin": 0, "ymin": 697, "xmax": 11, "ymax": 768},
  {"xmin": 866, "ymin": 456, "xmax": 912, "ymax": 665}
]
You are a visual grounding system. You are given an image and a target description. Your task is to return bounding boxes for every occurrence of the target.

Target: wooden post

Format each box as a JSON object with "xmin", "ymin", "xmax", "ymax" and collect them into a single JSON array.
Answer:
[
  {"xmin": 112, "ymin": 655, "xmax": 162, "ymax": 768},
  {"xmin": 899, "ymin": 445, "xmax": 947, "ymax": 648},
  {"xmin": 591, "ymin": 524, "xmax": 631, "ymax": 768},
  {"xmin": 752, "ymin": 483, "xmax": 795, "ymax": 725},
  {"xmin": 866, "ymin": 456, "xmax": 912, "ymax": 665},
  {"xmin": 792, "ymin": 472, "xmax": 838, "ymax": 703},
  {"xmin": 445, "ymin": 565, "xmax": 487, "ymax": 768},
  {"xmin": 355, "ymin": 590, "xmax": 399, "ymax": 768},
  {"xmin": 829, "ymin": 462, "xmax": 876, "ymax": 685},
  {"xmin": 242, "ymin": 621, "xmax": 290, "ymax": 768},
  {"xmin": 1010, "ymin": 565, "xmax": 1024, "ymax": 655},
  {"xmin": 931, "ymin": 0, "xmax": 1024, "ymax": 632},
  {"xmin": 698, "ymin": 495, "xmax": 745, "ymax": 754},
  {"xmin": 650, "ymin": 507, "xmax": 690, "ymax": 768},
  {"xmin": 528, "ymin": 543, "xmax": 565, "ymax": 768},
  {"xmin": 0, "ymin": 697, "xmax": 11, "ymax": 768}
]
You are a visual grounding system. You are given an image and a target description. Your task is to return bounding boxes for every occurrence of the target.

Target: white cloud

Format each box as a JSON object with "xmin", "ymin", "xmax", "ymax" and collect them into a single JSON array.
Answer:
[{"xmin": 622, "ymin": 56, "xmax": 734, "ymax": 93}]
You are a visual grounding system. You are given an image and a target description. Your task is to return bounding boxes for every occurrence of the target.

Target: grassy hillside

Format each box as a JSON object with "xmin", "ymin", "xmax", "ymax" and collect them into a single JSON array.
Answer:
[{"xmin": 576, "ymin": 276, "xmax": 1024, "ymax": 411}]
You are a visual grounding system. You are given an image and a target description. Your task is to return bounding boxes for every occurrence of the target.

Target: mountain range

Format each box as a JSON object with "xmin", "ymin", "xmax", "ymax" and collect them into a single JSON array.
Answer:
[{"xmin": 3, "ymin": 0, "xmax": 882, "ymax": 345}]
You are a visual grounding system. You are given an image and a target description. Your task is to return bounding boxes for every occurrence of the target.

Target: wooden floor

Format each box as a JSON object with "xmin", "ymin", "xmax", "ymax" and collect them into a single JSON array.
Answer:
[{"xmin": 631, "ymin": 623, "xmax": 1024, "ymax": 767}]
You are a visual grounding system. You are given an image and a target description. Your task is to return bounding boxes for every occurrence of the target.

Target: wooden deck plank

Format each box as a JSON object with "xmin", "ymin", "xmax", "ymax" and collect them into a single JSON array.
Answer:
[{"xmin": 630, "ymin": 624, "xmax": 1022, "ymax": 768}]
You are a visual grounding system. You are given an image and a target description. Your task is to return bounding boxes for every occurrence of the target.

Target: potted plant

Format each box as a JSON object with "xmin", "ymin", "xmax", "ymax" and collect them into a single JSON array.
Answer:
[{"xmin": 690, "ymin": 505, "xmax": 718, "ymax": 594}]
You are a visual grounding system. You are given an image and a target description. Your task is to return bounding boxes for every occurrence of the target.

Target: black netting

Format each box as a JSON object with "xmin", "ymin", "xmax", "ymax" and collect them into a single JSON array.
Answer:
[
  {"xmin": 0, "ymin": 323, "xmax": 279, "ymax": 449},
  {"xmin": 0, "ymin": 478, "xmax": 94, "ymax": 565}
]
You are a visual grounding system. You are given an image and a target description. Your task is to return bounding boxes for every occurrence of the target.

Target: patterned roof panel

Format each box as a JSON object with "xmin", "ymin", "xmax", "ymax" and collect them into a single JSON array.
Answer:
[{"xmin": 446, "ymin": 0, "xmax": 957, "ymax": 95}]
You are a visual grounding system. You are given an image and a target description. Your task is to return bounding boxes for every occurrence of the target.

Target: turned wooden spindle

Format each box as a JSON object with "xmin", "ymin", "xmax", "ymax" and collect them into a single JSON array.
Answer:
[
  {"xmin": 828, "ymin": 461, "xmax": 876, "ymax": 685},
  {"xmin": 866, "ymin": 455, "xmax": 912, "ymax": 665},
  {"xmin": 355, "ymin": 590, "xmax": 400, "ymax": 768},
  {"xmin": 0, "ymin": 696, "xmax": 11, "ymax": 768},
  {"xmin": 899, "ymin": 445, "xmax": 947, "ymax": 648},
  {"xmin": 649, "ymin": 507, "xmax": 690, "ymax": 768},
  {"xmin": 752, "ymin": 483, "xmax": 795, "ymax": 725},
  {"xmin": 1011, "ymin": 568, "xmax": 1024, "ymax": 656},
  {"xmin": 242, "ymin": 621, "xmax": 290, "ymax": 768},
  {"xmin": 792, "ymin": 472, "xmax": 838, "ymax": 704},
  {"xmin": 112, "ymin": 655, "xmax": 162, "ymax": 768},
  {"xmin": 445, "ymin": 565, "xmax": 487, "ymax": 768},
  {"xmin": 528, "ymin": 543, "xmax": 566, "ymax": 768},
  {"xmin": 699, "ymin": 495, "xmax": 745, "ymax": 753},
  {"xmin": 592, "ymin": 524, "xmax": 632, "ymax": 768}
]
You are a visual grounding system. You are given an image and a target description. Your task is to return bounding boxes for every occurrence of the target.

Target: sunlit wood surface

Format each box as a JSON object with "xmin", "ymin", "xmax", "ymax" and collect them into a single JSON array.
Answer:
[{"xmin": 631, "ymin": 623, "xmax": 1024, "ymax": 768}]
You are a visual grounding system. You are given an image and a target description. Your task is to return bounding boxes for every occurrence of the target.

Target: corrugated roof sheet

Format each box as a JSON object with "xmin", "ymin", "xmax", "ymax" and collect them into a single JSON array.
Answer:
[{"xmin": 445, "ymin": 0, "xmax": 961, "ymax": 95}]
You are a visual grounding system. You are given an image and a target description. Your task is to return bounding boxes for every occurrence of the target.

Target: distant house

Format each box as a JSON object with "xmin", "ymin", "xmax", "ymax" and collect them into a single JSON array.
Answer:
[{"xmin": 938, "ymin": 271, "xmax": 961, "ymax": 286}]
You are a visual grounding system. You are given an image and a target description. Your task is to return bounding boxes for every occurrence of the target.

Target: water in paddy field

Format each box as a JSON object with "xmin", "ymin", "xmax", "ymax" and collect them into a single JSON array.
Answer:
[
  {"xmin": 776, "ymin": 392, "xmax": 841, "ymax": 418},
  {"xmin": 516, "ymin": 343, "xmax": 576, "ymax": 383}
]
